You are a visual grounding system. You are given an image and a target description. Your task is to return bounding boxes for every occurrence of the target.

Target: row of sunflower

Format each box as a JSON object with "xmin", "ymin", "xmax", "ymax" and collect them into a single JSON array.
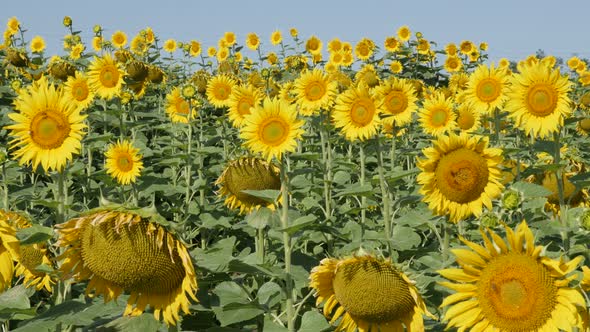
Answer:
[{"xmin": 0, "ymin": 16, "xmax": 589, "ymax": 331}]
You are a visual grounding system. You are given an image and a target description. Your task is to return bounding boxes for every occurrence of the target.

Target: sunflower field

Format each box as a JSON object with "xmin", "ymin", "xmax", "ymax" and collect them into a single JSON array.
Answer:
[{"xmin": 0, "ymin": 15, "xmax": 590, "ymax": 332}]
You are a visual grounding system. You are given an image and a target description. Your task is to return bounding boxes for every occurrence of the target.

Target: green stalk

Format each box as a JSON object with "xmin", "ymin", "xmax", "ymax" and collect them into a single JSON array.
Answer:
[
  {"xmin": 280, "ymin": 157, "xmax": 295, "ymax": 332},
  {"xmin": 389, "ymin": 125, "xmax": 397, "ymax": 172},
  {"xmin": 184, "ymin": 104, "xmax": 193, "ymax": 215},
  {"xmin": 319, "ymin": 114, "xmax": 332, "ymax": 220},
  {"xmin": 441, "ymin": 221, "xmax": 450, "ymax": 263},
  {"xmin": 493, "ymin": 108, "xmax": 501, "ymax": 143},
  {"xmin": 256, "ymin": 227, "xmax": 265, "ymax": 264},
  {"xmin": 359, "ymin": 143, "xmax": 366, "ymax": 228},
  {"xmin": 55, "ymin": 170, "xmax": 66, "ymax": 225},
  {"xmin": 2, "ymin": 162, "xmax": 8, "ymax": 210},
  {"xmin": 553, "ymin": 131, "xmax": 568, "ymax": 248},
  {"xmin": 376, "ymin": 136, "xmax": 392, "ymax": 252}
]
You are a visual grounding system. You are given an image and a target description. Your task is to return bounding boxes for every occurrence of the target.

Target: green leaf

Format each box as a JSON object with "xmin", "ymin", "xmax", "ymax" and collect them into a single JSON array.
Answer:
[
  {"xmin": 213, "ymin": 303, "xmax": 264, "ymax": 327},
  {"xmin": 192, "ymin": 237, "xmax": 236, "ymax": 272},
  {"xmin": 332, "ymin": 171, "xmax": 351, "ymax": 185},
  {"xmin": 334, "ymin": 184, "xmax": 373, "ymax": 198},
  {"xmin": 245, "ymin": 208, "xmax": 278, "ymax": 229},
  {"xmin": 511, "ymin": 181, "xmax": 552, "ymax": 198},
  {"xmin": 0, "ymin": 285, "xmax": 30, "ymax": 311},
  {"xmin": 257, "ymin": 281, "xmax": 283, "ymax": 308},
  {"xmin": 240, "ymin": 189, "xmax": 280, "ymax": 203},
  {"xmin": 213, "ymin": 281, "xmax": 250, "ymax": 306},
  {"xmin": 16, "ymin": 225, "xmax": 53, "ymax": 245},
  {"xmin": 391, "ymin": 226, "xmax": 421, "ymax": 251},
  {"xmin": 97, "ymin": 313, "xmax": 160, "ymax": 332},
  {"xmin": 298, "ymin": 311, "xmax": 330, "ymax": 332},
  {"xmin": 264, "ymin": 316, "xmax": 288, "ymax": 332},
  {"xmin": 278, "ymin": 215, "xmax": 317, "ymax": 235}
]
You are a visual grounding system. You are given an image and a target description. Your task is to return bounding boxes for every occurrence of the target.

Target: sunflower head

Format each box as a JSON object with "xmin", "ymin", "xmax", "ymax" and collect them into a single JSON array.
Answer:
[
  {"xmin": 310, "ymin": 255, "xmax": 434, "ymax": 332},
  {"xmin": 332, "ymin": 82, "xmax": 381, "ymax": 141},
  {"xmin": 439, "ymin": 220, "xmax": 588, "ymax": 331},
  {"xmin": 375, "ymin": 77, "xmax": 418, "ymax": 127},
  {"xmin": 48, "ymin": 61, "xmax": 76, "ymax": 81},
  {"xmin": 418, "ymin": 92, "xmax": 457, "ymax": 137},
  {"xmin": 417, "ymin": 133, "xmax": 504, "ymax": 222},
  {"xmin": 88, "ymin": 54, "xmax": 126, "ymax": 100},
  {"xmin": 55, "ymin": 207, "xmax": 198, "ymax": 326},
  {"xmin": 464, "ymin": 63, "xmax": 509, "ymax": 114},
  {"xmin": 104, "ymin": 140, "xmax": 143, "ymax": 185},
  {"xmin": 227, "ymin": 84, "xmax": 263, "ymax": 128},
  {"xmin": 206, "ymin": 74, "xmax": 237, "ymax": 108},
  {"xmin": 216, "ymin": 157, "xmax": 281, "ymax": 214},
  {"xmin": 6, "ymin": 76, "xmax": 87, "ymax": 173},
  {"xmin": 239, "ymin": 97, "xmax": 305, "ymax": 161},
  {"xmin": 505, "ymin": 61, "xmax": 572, "ymax": 138},
  {"xmin": 294, "ymin": 68, "xmax": 337, "ymax": 114},
  {"xmin": 0, "ymin": 210, "xmax": 54, "ymax": 292},
  {"xmin": 165, "ymin": 87, "xmax": 196, "ymax": 124}
]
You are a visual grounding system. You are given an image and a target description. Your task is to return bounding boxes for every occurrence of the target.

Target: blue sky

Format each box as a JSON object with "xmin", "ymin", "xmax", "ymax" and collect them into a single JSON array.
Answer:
[{"xmin": 7, "ymin": 0, "xmax": 590, "ymax": 62}]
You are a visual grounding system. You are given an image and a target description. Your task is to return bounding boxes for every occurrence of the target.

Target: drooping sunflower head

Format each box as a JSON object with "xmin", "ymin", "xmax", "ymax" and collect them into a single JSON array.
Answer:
[
  {"xmin": 55, "ymin": 207, "xmax": 198, "ymax": 326},
  {"xmin": 375, "ymin": 77, "xmax": 418, "ymax": 127},
  {"xmin": 227, "ymin": 84, "xmax": 263, "ymax": 128},
  {"xmin": 294, "ymin": 68, "xmax": 337, "ymax": 114},
  {"xmin": 439, "ymin": 220, "xmax": 588, "ymax": 331},
  {"xmin": 88, "ymin": 54, "xmax": 126, "ymax": 100},
  {"xmin": 505, "ymin": 61, "xmax": 572, "ymax": 138},
  {"xmin": 104, "ymin": 140, "xmax": 143, "ymax": 185},
  {"xmin": 417, "ymin": 133, "xmax": 504, "ymax": 222},
  {"xmin": 576, "ymin": 117, "xmax": 590, "ymax": 136},
  {"xmin": 239, "ymin": 97, "xmax": 305, "ymax": 161},
  {"xmin": 310, "ymin": 255, "xmax": 434, "ymax": 332},
  {"xmin": 165, "ymin": 87, "xmax": 196, "ymax": 124},
  {"xmin": 0, "ymin": 210, "xmax": 54, "ymax": 292},
  {"xmin": 541, "ymin": 172, "xmax": 587, "ymax": 214},
  {"xmin": 418, "ymin": 92, "xmax": 457, "ymax": 137},
  {"xmin": 64, "ymin": 71, "xmax": 95, "ymax": 110},
  {"xmin": 354, "ymin": 64, "xmax": 380, "ymax": 88},
  {"xmin": 464, "ymin": 63, "xmax": 510, "ymax": 114},
  {"xmin": 206, "ymin": 74, "xmax": 237, "ymax": 108},
  {"xmin": 332, "ymin": 82, "xmax": 382, "ymax": 142},
  {"xmin": 216, "ymin": 157, "xmax": 281, "ymax": 214},
  {"xmin": 6, "ymin": 76, "xmax": 87, "ymax": 173}
]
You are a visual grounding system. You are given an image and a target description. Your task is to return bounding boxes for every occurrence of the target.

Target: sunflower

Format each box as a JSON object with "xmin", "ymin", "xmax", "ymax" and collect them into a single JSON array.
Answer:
[
  {"xmin": 88, "ymin": 54, "xmax": 125, "ymax": 100},
  {"xmin": 64, "ymin": 72, "xmax": 95, "ymax": 110},
  {"xmin": 294, "ymin": 68, "xmax": 337, "ymax": 114},
  {"xmin": 397, "ymin": 25, "xmax": 411, "ymax": 42},
  {"xmin": 332, "ymin": 82, "xmax": 381, "ymax": 141},
  {"xmin": 384, "ymin": 36, "xmax": 400, "ymax": 52},
  {"xmin": 355, "ymin": 39, "xmax": 374, "ymax": 61},
  {"xmin": 455, "ymin": 102, "xmax": 482, "ymax": 133},
  {"xmin": 418, "ymin": 92, "xmax": 457, "ymax": 137},
  {"xmin": 577, "ymin": 117, "xmax": 590, "ymax": 135},
  {"xmin": 270, "ymin": 30, "xmax": 282, "ymax": 45},
  {"xmin": 111, "ymin": 30, "xmax": 127, "ymax": 48},
  {"xmin": 55, "ymin": 207, "xmax": 198, "ymax": 326},
  {"xmin": 505, "ymin": 61, "xmax": 572, "ymax": 138},
  {"xmin": 240, "ymin": 97, "xmax": 305, "ymax": 161},
  {"xmin": 541, "ymin": 172, "xmax": 587, "ymax": 213},
  {"xmin": 206, "ymin": 74, "xmax": 237, "ymax": 108},
  {"xmin": 444, "ymin": 56, "xmax": 463, "ymax": 73},
  {"xmin": 375, "ymin": 77, "xmax": 418, "ymax": 127},
  {"xmin": 582, "ymin": 266, "xmax": 590, "ymax": 291},
  {"xmin": 189, "ymin": 40, "xmax": 201, "ymax": 57},
  {"xmin": 30, "ymin": 35, "xmax": 45, "ymax": 53},
  {"xmin": 464, "ymin": 63, "xmax": 509, "ymax": 114},
  {"xmin": 6, "ymin": 77, "xmax": 87, "ymax": 172},
  {"xmin": 105, "ymin": 140, "xmax": 143, "ymax": 185},
  {"xmin": 439, "ymin": 220, "xmax": 588, "ymax": 331},
  {"xmin": 417, "ymin": 133, "xmax": 504, "ymax": 222},
  {"xmin": 305, "ymin": 36, "xmax": 322, "ymax": 55},
  {"xmin": 459, "ymin": 40, "xmax": 474, "ymax": 55},
  {"xmin": 310, "ymin": 255, "xmax": 434, "ymax": 332},
  {"xmin": 245, "ymin": 33, "xmax": 260, "ymax": 50},
  {"xmin": 163, "ymin": 39, "xmax": 177, "ymax": 53},
  {"xmin": 92, "ymin": 36, "xmax": 103, "ymax": 52},
  {"xmin": 0, "ymin": 210, "xmax": 54, "ymax": 292},
  {"xmin": 227, "ymin": 84, "xmax": 263, "ymax": 128},
  {"xmin": 216, "ymin": 157, "xmax": 281, "ymax": 214},
  {"xmin": 165, "ymin": 87, "xmax": 196, "ymax": 124},
  {"xmin": 389, "ymin": 60, "xmax": 403, "ymax": 74},
  {"xmin": 355, "ymin": 64, "xmax": 380, "ymax": 88}
]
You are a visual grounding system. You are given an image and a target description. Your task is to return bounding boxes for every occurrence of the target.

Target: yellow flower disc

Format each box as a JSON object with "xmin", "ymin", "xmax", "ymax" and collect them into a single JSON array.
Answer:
[
  {"xmin": 259, "ymin": 118, "xmax": 289, "ymax": 146},
  {"xmin": 99, "ymin": 64, "xmax": 120, "ymax": 88},
  {"xmin": 526, "ymin": 83, "xmax": 558, "ymax": 117},
  {"xmin": 350, "ymin": 98, "xmax": 376, "ymax": 126},
  {"xmin": 457, "ymin": 109, "xmax": 476, "ymax": 131},
  {"xmin": 30, "ymin": 111, "xmax": 71, "ymax": 149},
  {"xmin": 304, "ymin": 81, "xmax": 326, "ymax": 101},
  {"xmin": 18, "ymin": 245, "xmax": 45, "ymax": 277},
  {"xmin": 430, "ymin": 107, "xmax": 450, "ymax": 127},
  {"xmin": 580, "ymin": 118, "xmax": 590, "ymax": 131},
  {"xmin": 71, "ymin": 81, "xmax": 89, "ymax": 102},
  {"xmin": 476, "ymin": 78, "xmax": 501, "ymax": 103},
  {"xmin": 476, "ymin": 253, "xmax": 556, "ymax": 329},
  {"xmin": 80, "ymin": 220, "xmax": 185, "ymax": 294},
  {"xmin": 384, "ymin": 90, "xmax": 408, "ymax": 115},
  {"xmin": 332, "ymin": 259, "xmax": 415, "ymax": 323},
  {"xmin": 434, "ymin": 148, "xmax": 489, "ymax": 203}
]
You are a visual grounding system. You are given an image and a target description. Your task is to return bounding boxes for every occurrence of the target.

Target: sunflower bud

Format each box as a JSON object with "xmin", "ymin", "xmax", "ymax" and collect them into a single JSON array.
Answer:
[
  {"xmin": 502, "ymin": 190, "xmax": 521, "ymax": 210},
  {"xmin": 93, "ymin": 24, "xmax": 102, "ymax": 34},
  {"xmin": 62, "ymin": 16, "xmax": 72, "ymax": 28},
  {"xmin": 480, "ymin": 212, "xmax": 499, "ymax": 228},
  {"xmin": 181, "ymin": 85, "xmax": 196, "ymax": 99},
  {"xmin": 10, "ymin": 80, "xmax": 21, "ymax": 91},
  {"xmin": 580, "ymin": 210, "xmax": 590, "ymax": 231},
  {"xmin": 0, "ymin": 149, "xmax": 6, "ymax": 163}
]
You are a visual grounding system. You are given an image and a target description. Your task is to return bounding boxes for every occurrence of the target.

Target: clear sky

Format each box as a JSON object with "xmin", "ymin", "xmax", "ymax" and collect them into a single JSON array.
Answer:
[{"xmin": 6, "ymin": 0, "xmax": 590, "ymax": 62}]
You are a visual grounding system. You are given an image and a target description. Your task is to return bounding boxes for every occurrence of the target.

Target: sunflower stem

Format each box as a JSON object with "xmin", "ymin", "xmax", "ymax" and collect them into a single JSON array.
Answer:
[
  {"xmin": 390, "ymin": 125, "xmax": 397, "ymax": 172},
  {"xmin": 359, "ymin": 143, "xmax": 366, "ymax": 233},
  {"xmin": 376, "ymin": 135, "xmax": 392, "ymax": 252},
  {"xmin": 441, "ymin": 221, "xmax": 450, "ymax": 263},
  {"xmin": 493, "ymin": 108, "xmax": 501, "ymax": 143},
  {"xmin": 279, "ymin": 156, "xmax": 295, "ymax": 332},
  {"xmin": 55, "ymin": 170, "xmax": 66, "ymax": 225},
  {"xmin": 2, "ymin": 162, "xmax": 8, "ymax": 210},
  {"xmin": 256, "ymin": 227, "xmax": 265, "ymax": 264},
  {"xmin": 319, "ymin": 112, "xmax": 332, "ymax": 221},
  {"xmin": 553, "ymin": 131, "xmax": 569, "ymax": 248},
  {"xmin": 184, "ymin": 102, "xmax": 193, "ymax": 216}
]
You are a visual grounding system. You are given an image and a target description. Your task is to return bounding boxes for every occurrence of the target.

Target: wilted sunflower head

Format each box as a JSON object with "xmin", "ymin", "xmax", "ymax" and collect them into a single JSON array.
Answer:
[
  {"xmin": 310, "ymin": 255, "xmax": 434, "ymax": 332},
  {"xmin": 5, "ymin": 48, "xmax": 29, "ymax": 67},
  {"xmin": 55, "ymin": 207, "xmax": 198, "ymax": 326},
  {"xmin": 216, "ymin": 157, "xmax": 281, "ymax": 214},
  {"xmin": 147, "ymin": 65, "xmax": 166, "ymax": 84},
  {"xmin": 126, "ymin": 61, "xmax": 149, "ymax": 82},
  {"xmin": 439, "ymin": 220, "xmax": 588, "ymax": 332},
  {"xmin": 48, "ymin": 60, "xmax": 76, "ymax": 81},
  {"xmin": 0, "ymin": 210, "xmax": 54, "ymax": 292}
]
